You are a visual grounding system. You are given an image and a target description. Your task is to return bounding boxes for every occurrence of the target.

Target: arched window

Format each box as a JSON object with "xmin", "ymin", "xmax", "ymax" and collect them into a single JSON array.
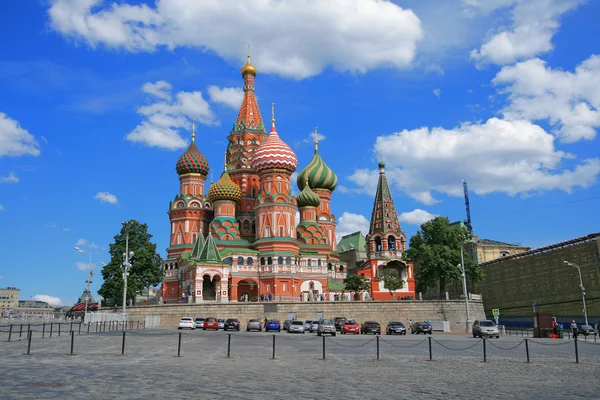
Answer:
[
  {"xmin": 267, "ymin": 257, "xmax": 272, "ymax": 265},
  {"xmin": 237, "ymin": 256, "xmax": 244, "ymax": 265},
  {"xmin": 309, "ymin": 281, "xmax": 315, "ymax": 290},
  {"xmin": 339, "ymin": 265, "xmax": 344, "ymax": 272},
  {"xmin": 374, "ymin": 236, "xmax": 382, "ymax": 251},
  {"xmin": 308, "ymin": 259, "xmax": 312, "ymax": 267},
  {"xmin": 327, "ymin": 263, "xmax": 333, "ymax": 271},
  {"xmin": 243, "ymin": 220, "xmax": 250, "ymax": 232},
  {"xmin": 247, "ymin": 257, "xmax": 254, "ymax": 265},
  {"xmin": 177, "ymin": 232, "xmax": 182, "ymax": 245},
  {"xmin": 286, "ymin": 256, "xmax": 291, "ymax": 265},
  {"xmin": 277, "ymin": 256, "xmax": 283, "ymax": 265},
  {"xmin": 388, "ymin": 235, "xmax": 396, "ymax": 251},
  {"xmin": 251, "ymin": 220, "xmax": 256, "ymax": 234},
  {"xmin": 260, "ymin": 257, "xmax": 266, "ymax": 266},
  {"xmin": 318, "ymin": 259, "xmax": 322, "ymax": 267}
]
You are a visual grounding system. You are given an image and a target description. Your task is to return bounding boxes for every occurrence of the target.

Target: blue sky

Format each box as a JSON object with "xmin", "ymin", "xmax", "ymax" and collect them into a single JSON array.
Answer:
[{"xmin": 1, "ymin": 0, "xmax": 599, "ymax": 306}]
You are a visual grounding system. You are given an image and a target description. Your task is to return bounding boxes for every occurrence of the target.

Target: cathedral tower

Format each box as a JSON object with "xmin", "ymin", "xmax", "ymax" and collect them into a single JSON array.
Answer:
[{"xmin": 208, "ymin": 160, "xmax": 243, "ymax": 241}]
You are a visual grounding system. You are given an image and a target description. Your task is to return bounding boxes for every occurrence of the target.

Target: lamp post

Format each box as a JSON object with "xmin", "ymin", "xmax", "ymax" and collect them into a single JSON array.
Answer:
[
  {"xmin": 122, "ymin": 222, "xmax": 134, "ymax": 315},
  {"xmin": 74, "ymin": 247, "xmax": 93, "ymax": 321},
  {"xmin": 563, "ymin": 261, "xmax": 589, "ymax": 326},
  {"xmin": 458, "ymin": 242, "xmax": 472, "ymax": 334}
]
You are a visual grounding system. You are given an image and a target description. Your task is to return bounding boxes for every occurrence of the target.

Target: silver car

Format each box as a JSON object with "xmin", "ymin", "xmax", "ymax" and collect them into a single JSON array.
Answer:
[
  {"xmin": 247, "ymin": 319, "xmax": 262, "ymax": 332},
  {"xmin": 288, "ymin": 320, "xmax": 305, "ymax": 334},
  {"xmin": 310, "ymin": 321, "xmax": 320, "ymax": 333},
  {"xmin": 473, "ymin": 320, "xmax": 500, "ymax": 338},
  {"xmin": 218, "ymin": 319, "xmax": 225, "ymax": 329},
  {"xmin": 304, "ymin": 320, "xmax": 313, "ymax": 330},
  {"xmin": 317, "ymin": 318, "xmax": 336, "ymax": 336}
]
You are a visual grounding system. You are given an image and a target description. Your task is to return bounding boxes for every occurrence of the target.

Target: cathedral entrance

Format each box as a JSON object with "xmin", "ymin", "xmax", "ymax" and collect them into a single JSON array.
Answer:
[
  {"xmin": 237, "ymin": 279, "xmax": 258, "ymax": 302},
  {"xmin": 202, "ymin": 275, "xmax": 216, "ymax": 301}
]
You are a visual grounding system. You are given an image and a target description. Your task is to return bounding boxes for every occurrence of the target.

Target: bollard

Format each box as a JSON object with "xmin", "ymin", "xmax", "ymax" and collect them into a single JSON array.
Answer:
[
  {"xmin": 70, "ymin": 322, "xmax": 73, "ymax": 333},
  {"xmin": 525, "ymin": 339, "xmax": 530, "ymax": 363},
  {"xmin": 428, "ymin": 336, "xmax": 432, "ymax": 361},
  {"xmin": 69, "ymin": 331, "xmax": 75, "ymax": 356},
  {"xmin": 137, "ymin": 321, "xmax": 140, "ymax": 330},
  {"xmin": 321, "ymin": 336, "xmax": 326, "ymax": 360},
  {"xmin": 26, "ymin": 330, "xmax": 32, "ymax": 355},
  {"xmin": 8, "ymin": 325, "xmax": 13, "ymax": 342},
  {"xmin": 176, "ymin": 332, "xmax": 183, "ymax": 357},
  {"xmin": 78, "ymin": 322, "xmax": 82, "ymax": 335},
  {"xmin": 50, "ymin": 323, "xmax": 53, "ymax": 338},
  {"xmin": 376, "ymin": 335, "xmax": 380, "ymax": 360},
  {"xmin": 226, "ymin": 334, "xmax": 232, "ymax": 358},
  {"xmin": 483, "ymin": 338, "xmax": 487, "ymax": 362},
  {"xmin": 58, "ymin": 323, "xmax": 61, "ymax": 337},
  {"xmin": 42, "ymin": 323, "xmax": 46, "ymax": 338},
  {"xmin": 270, "ymin": 335, "xmax": 277, "ymax": 360},
  {"xmin": 27, "ymin": 324, "xmax": 31, "ymax": 337},
  {"xmin": 574, "ymin": 337, "xmax": 579, "ymax": 364},
  {"xmin": 121, "ymin": 332, "xmax": 126, "ymax": 356},
  {"xmin": 95, "ymin": 322, "xmax": 98, "ymax": 333},
  {"xmin": 19, "ymin": 324, "xmax": 23, "ymax": 340},
  {"xmin": 87, "ymin": 323, "xmax": 90, "ymax": 334}
]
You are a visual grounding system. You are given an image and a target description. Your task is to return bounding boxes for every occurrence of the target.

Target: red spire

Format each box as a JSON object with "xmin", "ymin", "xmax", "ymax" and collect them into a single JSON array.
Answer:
[{"xmin": 234, "ymin": 53, "xmax": 265, "ymax": 132}]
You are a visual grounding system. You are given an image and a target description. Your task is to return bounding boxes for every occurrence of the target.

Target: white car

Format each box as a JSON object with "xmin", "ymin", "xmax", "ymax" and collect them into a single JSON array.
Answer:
[
  {"xmin": 218, "ymin": 319, "xmax": 225, "ymax": 329},
  {"xmin": 472, "ymin": 320, "xmax": 499, "ymax": 338},
  {"xmin": 288, "ymin": 320, "xmax": 306, "ymax": 333},
  {"xmin": 178, "ymin": 317, "xmax": 195, "ymax": 330}
]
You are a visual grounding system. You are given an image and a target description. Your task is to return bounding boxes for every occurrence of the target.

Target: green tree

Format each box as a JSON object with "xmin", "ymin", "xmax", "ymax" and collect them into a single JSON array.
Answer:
[
  {"xmin": 382, "ymin": 268, "xmax": 404, "ymax": 300},
  {"xmin": 98, "ymin": 220, "xmax": 163, "ymax": 306},
  {"xmin": 343, "ymin": 273, "xmax": 371, "ymax": 295},
  {"xmin": 405, "ymin": 217, "xmax": 483, "ymax": 296}
]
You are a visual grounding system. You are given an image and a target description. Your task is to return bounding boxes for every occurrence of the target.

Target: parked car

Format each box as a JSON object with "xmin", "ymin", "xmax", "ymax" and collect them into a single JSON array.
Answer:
[
  {"xmin": 310, "ymin": 320, "xmax": 320, "ymax": 333},
  {"xmin": 204, "ymin": 317, "xmax": 219, "ymax": 330},
  {"xmin": 472, "ymin": 320, "xmax": 499, "ymax": 338},
  {"xmin": 411, "ymin": 322, "xmax": 432, "ymax": 335},
  {"xmin": 178, "ymin": 317, "xmax": 195, "ymax": 330},
  {"xmin": 341, "ymin": 319, "xmax": 360, "ymax": 335},
  {"xmin": 218, "ymin": 319, "xmax": 225, "ymax": 329},
  {"xmin": 317, "ymin": 318, "xmax": 336, "ymax": 336},
  {"xmin": 265, "ymin": 320, "xmax": 282, "ymax": 332},
  {"xmin": 194, "ymin": 317, "xmax": 206, "ymax": 329},
  {"xmin": 361, "ymin": 321, "xmax": 381, "ymax": 335},
  {"xmin": 577, "ymin": 324, "xmax": 596, "ymax": 336},
  {"xmin": 304, "ymin": 320, "xmax": 313, "ymax": 331},
  {"xmin": 224, "ymin": 318, "xmax": 240, "ymax": 331},
  {"xmin": 247, "ymin": 319, "xmax": 262, "ymax": 332},
  {"xmin": 282, "ymin": 320, "xmax": 292, "ymax": 331},
  {"xmin": 334, "ymin": 316, "xmax": 347, "ymax": 331},
  {"xmin": 288, "ymin": 320, "xmax": 305, "ymax": 333},
  {"xmin": 386, "ymin": 321, "xmax": 406, "ymax": 335}
]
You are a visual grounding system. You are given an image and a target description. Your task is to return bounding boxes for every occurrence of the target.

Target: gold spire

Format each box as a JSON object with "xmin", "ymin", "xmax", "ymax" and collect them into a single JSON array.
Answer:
[
  {"xmin": 224, "ymin": 151, "xmax": 228, "ymax": 171},
  {"xmin": 191, "ymin": 119, "xmax": 196, "ymax": 142},
  {"xmin": 241, "ymin": 44, "xmax": 257, "ymax": 77}
]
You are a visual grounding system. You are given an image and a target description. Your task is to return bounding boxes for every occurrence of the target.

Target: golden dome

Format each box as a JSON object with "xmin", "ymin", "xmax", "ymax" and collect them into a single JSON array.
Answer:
[{"xmin": 241, "ymin": 55, "xmax": 257, "ymax": 77}]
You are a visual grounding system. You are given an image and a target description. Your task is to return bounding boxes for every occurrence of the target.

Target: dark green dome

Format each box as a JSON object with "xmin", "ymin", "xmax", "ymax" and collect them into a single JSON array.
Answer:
[
  {"xmin": 296, "ymin": 180, "xmax": 321, "ymax": 208},
  {"xmin": 378, "ymin": 160, "xmax": 385, "ymax": 169},
  {"xmin": 297, "ymin": 141, "xmax": 337, "ymax": 192}
]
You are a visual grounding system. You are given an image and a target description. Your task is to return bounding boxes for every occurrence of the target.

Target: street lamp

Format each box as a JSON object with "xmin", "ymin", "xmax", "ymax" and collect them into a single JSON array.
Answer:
[
  {"xmin": 563, "ymin": 261, "xmax": 589, "ymax": 326},
  {"xmin": 458, "ymin": 242, "xmax": 472, "ymax": 334},
  {"xmin": 122, "ymin": 222, "xmax": 134, "ymax": 315},
  {"xmin": 74, "ymin": 246, "xmax": 92, "ymax": 270},
  {"xmin": 74, "ymin": 247, "xmax": 93, "ymax": 322}
]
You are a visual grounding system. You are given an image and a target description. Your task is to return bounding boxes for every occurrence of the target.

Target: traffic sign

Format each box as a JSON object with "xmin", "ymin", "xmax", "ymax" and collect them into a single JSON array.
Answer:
[
  {"xmin": 492, "ymin": 308, "xmax": 500, "ymax": 316},
  {"xmin": 532, "ymin": 300, "xmax": 536, "ymax": 307}
]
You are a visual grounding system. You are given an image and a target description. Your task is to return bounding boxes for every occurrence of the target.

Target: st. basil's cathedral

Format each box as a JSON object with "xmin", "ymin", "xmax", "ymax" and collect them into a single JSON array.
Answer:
[{"xmin": 161, "ymin": 56, "xmax": 415, "ymax": 303}]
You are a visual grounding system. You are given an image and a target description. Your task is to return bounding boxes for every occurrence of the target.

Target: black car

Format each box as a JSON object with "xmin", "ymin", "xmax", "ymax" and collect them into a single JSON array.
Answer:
[
  {"xmin": 334, "ymin": 317, "xmax": 346, "ymax": 331},
  {"xmin": 361, "ymin": 321, "xmax": 381, "ymax": 335},
  {"xmin": 386, "ymin": 321, "xmax": 406, "ymax": 335},
  {"xmin": 224, "ymin": 318, "xmax": 240, "ymax": 331},
  {"xmin": 411, "ymin": 322, "xmax": 432, "ymax": 334}
]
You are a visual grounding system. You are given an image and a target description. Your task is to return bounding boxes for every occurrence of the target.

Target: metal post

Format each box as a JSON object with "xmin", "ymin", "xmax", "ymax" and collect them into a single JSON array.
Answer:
[
  {"xmin": 69, "ymin": 331, "xmax": 75, "ymax": 355},
  {"xmin": 50, "ymin": 323, "xmax": 53, "ymax": 338},
  {"xmin": 87, "ymin": 323, "xmax": 90, "ymax": 334},
  {"xmin": 460, "ymin": 244, "xmax": 471, "ymax": 333},
  {"xmin": 574, "ymin": 337, "xmax": 579, "ymax": 363},
  {"xmin": 176, "ymin": 332, "xmax": 183, "ymax": 357},
  {"xmin": 137, "ymin": 321, "xmax": 140, "ymax": 330},
  {"xmin": 122, "ymin": 225, "xmax": 133, "ymax": 316},
  {"xmin": 483, "ymin": 338, "xmax": 487, "ymax": 362},
  {"xmin": 321, "ymin": 336, "xmax": 326, "ymax": 360},
  {"xmin": 270, "ymin": 335, "xmax": 276, "ymax": 360},
  {"xmin": 121, "ymin": 332, "xmax": 126, "ymax": 356},
  {"xmin": 27, "ymin": 324, "xmax": 31, "ymax": 337},
  {"xmin": 78, "ymin": 322, "xmax": 81, "ymax": 335},
  {"xmin": 19, "ymin": 324, "xmax": 23, "ymax": 340},
  {"xmin": 376, "ymin": 335, "xmax": 380, "ymax": 360},
  {"xmin": 8, "ymin": 324, "xmax": 12, "ymax": 342},
  {"xmin": 564, "ymin": 261, "xmax": 589, "ymax": 326},
  {"xmin": 428, "ymin": 336, "xmax": 432, "ymax": 360},
  {"xmin": 42, "ymin": 323, "xmax": 46, "ymax": 338},
  {"xmin": 70, "ymin": 322, "xmax": 73, "ymax": 333},
  {"xmin": 58, "ymin": 323, "xmax": 61, "ymax": 337},
  {"xmin": 226, "ymin": 334, "xmax": 232, "ymax": 358},
  {"xmin": 25, "ymin": 330, "xmax": 32, "ymax": 355},
  {"xmin": 525, "ymin": 339, "xmax": 530, "ymax": 363}
]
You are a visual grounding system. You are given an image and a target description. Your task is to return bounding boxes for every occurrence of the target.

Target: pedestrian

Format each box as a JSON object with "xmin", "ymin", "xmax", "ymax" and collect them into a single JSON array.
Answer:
[
  {"xmin": 260, "ymin": 294, "xmax": 264, "ymax": 302},
  {"xmin": 552, "ymin": 319, "xmax": 558, "ymax": 335},
  {"xmin": 409, "ymin": 319, "xmax": 413, "ymax": 329},
  {"xmin": 570, "ymin": 320, "xmax": 578, "ymax": 339}
]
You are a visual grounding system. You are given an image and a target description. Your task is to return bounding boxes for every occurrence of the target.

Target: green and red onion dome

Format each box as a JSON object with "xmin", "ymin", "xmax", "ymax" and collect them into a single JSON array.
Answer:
[
  {"xmin": 297, "ymin": 142, "xmax": 337, "ymax": 192},
  {"xmin": 176, "ymin": 141, "xmax": 209, "ymax": 176},
  {"xmin": 208, "ymin": 169, "xmax": 242, "ymax": 203},
  {"xmin": 251, "ymin": 123, "xmax": 298, "ymax": 174},
  {"xmin": 296, "ymin": 179, "xmax": 321, "ymax": 208}
]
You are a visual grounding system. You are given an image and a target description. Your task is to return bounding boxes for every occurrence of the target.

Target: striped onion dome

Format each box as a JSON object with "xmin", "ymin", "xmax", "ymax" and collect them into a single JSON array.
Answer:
[
  {"xmin": 176, "ymin": 139, "xmax": 209, "ymax": 176},
  {"xmin": 297, "ymin": 141, "xmax": 337, "ymax": 192},
  {"xmin": 208, "ymin": 168, "xmax": 242, "ymax": 203},
  {"xmin": 251, "ymin": 120, "xmax": 298, "ymax": 174},
  {"xmin": 296, "ymin": 178, "xmax": 321, "ymax": 208}
]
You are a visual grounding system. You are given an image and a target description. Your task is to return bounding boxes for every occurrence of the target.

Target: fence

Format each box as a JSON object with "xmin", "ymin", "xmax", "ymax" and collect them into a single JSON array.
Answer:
[{"xmin": 84, "ymin": 312, "xmax": 128, "ymax": 324}]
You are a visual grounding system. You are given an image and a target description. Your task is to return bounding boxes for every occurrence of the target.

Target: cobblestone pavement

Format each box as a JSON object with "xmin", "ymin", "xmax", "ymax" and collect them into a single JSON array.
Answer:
[{"xmin": 1, "ymin": 328, "xmax": 599, "ymax": 400}]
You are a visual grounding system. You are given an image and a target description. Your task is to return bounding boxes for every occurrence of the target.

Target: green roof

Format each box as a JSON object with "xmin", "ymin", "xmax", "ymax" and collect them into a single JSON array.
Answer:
[
  {"xmin": 190, "ymin": 233, "xmax": 206, "ymax": 260},
  {"xmin": 198, "ymin": 234, "xmax": 222, "ymax": 263},
  {"xmin": 327, "ymin": 279, "xmax": 345, "ymax": 290},
  {"xmin": 338, "ymin": 231, "xmax": 366, "ymax": 252}
]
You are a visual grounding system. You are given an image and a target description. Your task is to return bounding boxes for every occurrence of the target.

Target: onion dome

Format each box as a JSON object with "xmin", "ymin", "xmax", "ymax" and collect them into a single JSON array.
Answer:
[
  {"xmin": 296, "ymin": 178, "xmax": 321, "ymax": 208},
  {"xmin": 208, "ymin": 168, "xmax": 242, "ymax": 203},
  {"xmin": 379, "ymin": 160, "xmax": 385, "ymax": 169},
  {"xmin": 297, "ymin": 138, "xmax": 338, "ymax": 192},
  {"xmin": 176, "ymin": 125, "xmax": 209, "ymax": 176},
  {"xmin": 251, "ymin": 104, "xmax": 298, "ymax": 174},
  {"xmin": 241, "ymin": 55, "xmax": 257, "ymax": 77}
]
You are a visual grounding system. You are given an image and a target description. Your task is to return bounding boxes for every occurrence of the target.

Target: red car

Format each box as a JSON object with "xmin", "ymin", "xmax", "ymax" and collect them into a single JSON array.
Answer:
[
  {"xmin": 341, "ymin": 319, "xmax": 360, "ymax": 335},
  {"xmin": 203, "ymin": 317, "xmax": 219, "ymax": 330}
]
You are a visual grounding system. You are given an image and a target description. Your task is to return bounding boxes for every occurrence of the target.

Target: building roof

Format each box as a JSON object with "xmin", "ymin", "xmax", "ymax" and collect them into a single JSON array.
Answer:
[
  {"xmin": 208, "ymin": 168, "xmax": 242, "ymax": 203},
  {"xmin": 251, "ymin": 115, "xmax": 298, "ymax": 174},
  {"xmin": 296, "ymin": 139, "xmax": 338, "ymax": 192},
  {"xmin": 190, "ymin": 233, "xmax": 206, "ymax": 260},
  {"xmin": 478, "ymin": 232, "xmax": 600, "ymax": 267},
  {"xmin": 327, "ymin": 279, "xmax": 345, "ymax": 290},
  {"xmin": 338, "ymin": 231, "xmax": 367, "ymax": 252},
  {"xmin": 368, "ymin": 162, "xmax": 402, "ymax": 236},
  {"xmin": 235, "ymin": 56, "xmax": 265, "ymax": 132},
  {"xmin": 175, "ymin": 126, "xmax": 209, "ymax": 176},
  {"xmin": 197, "ymin": 233, "xmax": 222, "ymax": 263},
  {"xmin": 477, "ymin": 238, "xmax": 528, "ymax": 248}
]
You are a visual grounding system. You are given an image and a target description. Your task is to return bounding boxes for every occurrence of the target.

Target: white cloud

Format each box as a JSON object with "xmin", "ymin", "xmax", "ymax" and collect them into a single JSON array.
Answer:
[
  {"xmin": 32, "ymin": 294, "xmax": 63, "ymax": 306},
  {"xmin": 207, "ymin": 86, "xmax": 243, "ymax": 110},
  {"xmin": 336, "ymin": 212, "xmax": 370, "ymax": 241},
  {"xmin": 493, "ymin": 55, "xmax": 600, "ymax": 143},
  {"xmin": 126, "ymin": 81, "xmax": 216, "ymax": 150},
  {"xmin": 470, "ymin": 0, "xmax": 582, "ymax": 66},
  {"xmin": 0, "ymin": 171, "xmax": 19, "ymax": 183},
  {"xmin": 399, "ymin": 209, "xmax": 438, "ymax": 225},
  {"xmin": 94, "ymin": 191, "xmax": 118, "ymax": 204},
  {"xmin": 88, "ymin": 242, "xmax": 99, "ymax": 249},
  {"xmin": 75, "ymin": 238, "xmax": 88, "ymax": 246},
  {"xmin": 0, "ymin": 112, "xmax": 40, "ymax": 158},
  {"xmin": 303, "ymin": 127, "xmax": 326, "ymax": 144},
  {"xmin": 347, "ymin": 118, "xmax": 600, "ymax": 204},
  {"xmin": 76, "ymin": 261, "xmax": 94, "ymax": 271},
  {"xmin": 47, "ymin": 0, "xmax": 423, "ymax": 79},
  {"xmin": 433, "ymin": 89, "xmax": 441, "ymax": 99},
  {"xmin": 62, "ymin": 227, "xmax": 70, "ymax": 232},
  {"xmin": 0, "ymin": 204, "xmax": 4, "ymax": 211}
]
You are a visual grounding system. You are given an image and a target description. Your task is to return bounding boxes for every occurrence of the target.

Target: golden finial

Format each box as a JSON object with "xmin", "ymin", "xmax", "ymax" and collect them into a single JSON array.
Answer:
[
  {"xmin": 224, "ymin": 151, "xmax": 228, "ymax": 171},
  {"xmin": 191, "ymin": 119, "xmax": 196, "ymax": 142},
  {"xmin": 241, "ymin": 44, "xmax": 257, "ymax": 77},
  {"xmin": 271, "ymin": 102, "xmax": 276, "ymax": 128},
  {"xmin": 313, "ymin": 126, "xmax": 319, "ymax": 150}
]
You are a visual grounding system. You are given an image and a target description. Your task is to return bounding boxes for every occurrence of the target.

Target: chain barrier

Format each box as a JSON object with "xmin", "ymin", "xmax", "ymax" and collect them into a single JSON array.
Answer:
[
  {"xmin": 486, "ymin": 339, "xmax": 524, "ymax": 351},
  {"xmin": 432, "ymin": 338, "xmax": 482, "ymax": 351},
  {"xmin": 379, "ymin": 337, "xmax": 427, "ymax": 348},
  {"xmin": 328, "ymin": 336, "xmax": 377, "ymax": 348},
  {"xmin": 277, "ymin": 334, "xmax": 322, "ymax": 342},
  {"xmin": 577, "ymin": 340, "xmax": 600, "ymax": 346},
  {"xmin": 528, "ymin": 339, "xmax": 573, "ymax": 346}
]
